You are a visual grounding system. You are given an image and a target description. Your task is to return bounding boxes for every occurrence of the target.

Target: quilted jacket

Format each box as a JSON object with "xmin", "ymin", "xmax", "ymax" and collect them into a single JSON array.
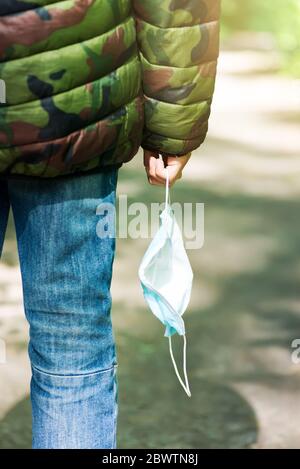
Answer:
[{"xmin": 0, "ymin": 0, "xmax": 220, "ymax": 178}]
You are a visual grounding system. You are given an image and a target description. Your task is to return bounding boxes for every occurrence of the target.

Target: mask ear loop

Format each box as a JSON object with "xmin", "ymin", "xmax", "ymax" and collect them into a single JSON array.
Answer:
[
  {"xmin": 165, "ymin": 165, "xmax": 171, "ymax": 208},
  {"xmin": 164, "ymin": 164, "xmax": 191, "ymax": 397},
  {"xmin": 168, "ymin": 335, "xmax": 191, "ymax": 398}
]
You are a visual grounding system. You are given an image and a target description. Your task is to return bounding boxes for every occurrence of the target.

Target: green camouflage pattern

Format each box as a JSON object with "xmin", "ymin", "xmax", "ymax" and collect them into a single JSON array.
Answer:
[
  {"xmin": 134, "ymin": 0, "xmax": 220, "ymax": 155},
  {"xmin": 0, "ymin": 0, "xmax": 220, "ymax": 177}
]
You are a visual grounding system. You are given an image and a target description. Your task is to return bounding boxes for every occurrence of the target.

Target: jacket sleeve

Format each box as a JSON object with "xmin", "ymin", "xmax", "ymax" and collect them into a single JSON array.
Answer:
[{"xmin": 133, "ymin": 0, "xmax": 220, "ymax": 156}]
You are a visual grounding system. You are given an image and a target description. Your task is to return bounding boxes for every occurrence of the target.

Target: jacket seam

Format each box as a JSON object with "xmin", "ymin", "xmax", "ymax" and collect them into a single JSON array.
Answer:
[
  {"xmin": 2, "ymin": 54, "xmax": 139, "ymax": 109},
  {"xmin": 143, "ymin": 125, "xmax": 208, "ymax": 143},
  {"xmin": 140, "ymin": 52, "xmax": 217, "ymax": 71},
  {"xmin": 0, "ymin": 95, "xmax": 142, "ymax": 151},
  {"xmin": 138, "ymin": 49, "xmax": 219, "ymax": 70},
  {"xmin": 144, "ymin": 93, "xmax": 212, "ymax": 108},
  {"xmin": 134, "ymin": 14, "xmax": 219, "ymax": 30},
  {"xmin": 0, "ymin": 14, "xmax": 133, "ymax": 65}
]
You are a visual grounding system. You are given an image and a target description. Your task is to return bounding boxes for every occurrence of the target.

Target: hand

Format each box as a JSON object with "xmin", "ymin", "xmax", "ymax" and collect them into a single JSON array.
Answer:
[{"xmin": 144, "ymin": 150, "xmax": 191, "ymax": 187}]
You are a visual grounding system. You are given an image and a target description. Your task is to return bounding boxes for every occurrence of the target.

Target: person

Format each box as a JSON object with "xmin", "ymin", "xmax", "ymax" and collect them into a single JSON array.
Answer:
[{"xmin": 0, "ymin": 0, "xmax": 220, "ymax": 448}]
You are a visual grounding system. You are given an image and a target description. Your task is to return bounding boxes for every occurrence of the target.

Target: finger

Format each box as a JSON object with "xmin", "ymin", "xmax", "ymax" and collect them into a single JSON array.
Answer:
[
  {"xmin": 148, "ymin": 155, "xmax": 167, "ymax": 184},
  {"xmin": 148, "ymin": 155, "xmax": 158, "ymax": 179},
  {"xmin": 144, "ymin": 150, "xmax": 159, "ymax": 167},
  {"xmin": 162, "ymin": 154, "xmax": 178, "ymax": 167},
  {"xmin": 146, "ymin": 156, "xmax": 164, "ymax": 185},
  {"xmin": 163, "ymin": 153, "xmax": 191, "ymax": 169},
  {"xmin": 166, "ymin": 165, "xmax": 180, "ymax": 186},
  {"xmin": 144, "ymin": 150, "xmax": 158, "ymax": 168},
  {"xmin": 154, "ymin": 157, "xmax": 167, "ymax": 183},
  {"xmin": 148, "ymin": 176, "xmax": 164, "ymax": 186},
  {"xmin": 146, "ymin": 169, "xmax": 164, "ymax": 186}
]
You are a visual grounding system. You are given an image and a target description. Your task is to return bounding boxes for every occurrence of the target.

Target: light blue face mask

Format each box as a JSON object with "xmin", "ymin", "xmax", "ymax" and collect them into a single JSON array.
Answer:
[{"xmin": 138, "ymin": 168, "xmax": 193, "ymax": 397}]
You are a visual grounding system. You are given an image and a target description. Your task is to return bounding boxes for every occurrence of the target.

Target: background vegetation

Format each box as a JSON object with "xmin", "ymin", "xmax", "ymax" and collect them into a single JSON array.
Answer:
[{"xmin": 221, "ymin": 0, "xmax": 300, "ymax": 77}]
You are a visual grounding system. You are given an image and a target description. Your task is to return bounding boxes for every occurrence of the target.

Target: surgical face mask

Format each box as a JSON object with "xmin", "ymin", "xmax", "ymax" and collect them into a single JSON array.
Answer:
[{"xmin": 138, "ymin": 168, "xmax": 193, "ymax": 397}]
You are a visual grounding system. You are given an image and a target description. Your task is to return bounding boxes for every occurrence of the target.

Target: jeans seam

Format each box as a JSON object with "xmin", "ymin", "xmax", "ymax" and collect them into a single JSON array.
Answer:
[{"xmin": 31, "ymin": 362, "xmax": 118, "ymax": 378}]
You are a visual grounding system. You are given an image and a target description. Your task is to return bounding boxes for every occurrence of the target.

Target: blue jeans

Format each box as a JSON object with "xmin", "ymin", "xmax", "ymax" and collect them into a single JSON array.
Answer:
[{"xmin": 0, "ymin": 170, "xmax": 119, "ymax": 449}]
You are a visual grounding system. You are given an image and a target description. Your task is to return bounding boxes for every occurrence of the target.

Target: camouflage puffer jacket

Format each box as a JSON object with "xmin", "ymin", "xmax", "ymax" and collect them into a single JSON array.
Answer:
[{"xmin": 0, "ymin": 0, "xmax": 220, "ymax": 178}]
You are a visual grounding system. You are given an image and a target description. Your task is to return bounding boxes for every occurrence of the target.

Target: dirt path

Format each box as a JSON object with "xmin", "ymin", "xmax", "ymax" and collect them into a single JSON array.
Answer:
[{"xmin": 0, "ymin": 49, "xmax": 300, "ymax": 449}]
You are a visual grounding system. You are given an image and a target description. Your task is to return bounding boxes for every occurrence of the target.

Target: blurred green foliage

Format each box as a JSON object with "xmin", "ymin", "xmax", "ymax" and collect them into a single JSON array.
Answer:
[{"xmin": 221, "ymin": 0, "xmax": 300, "ymax": 76}]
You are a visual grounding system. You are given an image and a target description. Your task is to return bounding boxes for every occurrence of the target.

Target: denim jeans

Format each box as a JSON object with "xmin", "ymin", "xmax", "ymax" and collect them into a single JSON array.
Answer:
[{"xmin": 0, "ymin": 169, "xmax": 119, "ymax": 449}]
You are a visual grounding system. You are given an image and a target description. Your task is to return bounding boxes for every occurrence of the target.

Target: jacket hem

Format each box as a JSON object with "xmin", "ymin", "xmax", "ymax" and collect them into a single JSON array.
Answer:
[{"xmin": 0, "ymin": 162, "xmax": 123, "ymax": 182}]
